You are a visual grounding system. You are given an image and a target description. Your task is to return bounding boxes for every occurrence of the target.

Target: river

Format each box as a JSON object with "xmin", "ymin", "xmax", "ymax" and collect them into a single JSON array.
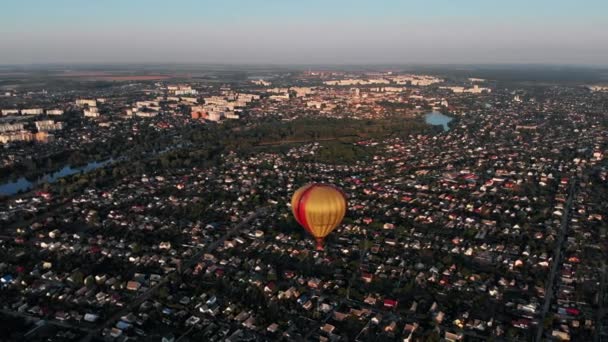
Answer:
[
  {"xmin": 0, "ymin": 159, "xmax": 114, "ymax": 196},
  {"xmin": 0, "ymin": 143, "xmax": 186, "ymax": 197},
  {"xmin": 425, "ymin": 111, "xmax": 454, "ymax": 131}
]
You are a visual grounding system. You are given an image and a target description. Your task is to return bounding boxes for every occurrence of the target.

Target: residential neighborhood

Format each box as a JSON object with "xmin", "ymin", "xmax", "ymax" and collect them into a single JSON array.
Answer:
[{"xmin": 0, "ymin": 68, "xmax": 607, "ymax": 341}]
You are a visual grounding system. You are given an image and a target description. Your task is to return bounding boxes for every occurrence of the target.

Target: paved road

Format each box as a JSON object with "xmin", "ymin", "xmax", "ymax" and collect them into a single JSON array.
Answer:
[
  {"xmin": 79, "ymin": 207, "xmax": 268, "ymax": 342},
  {"xmin": 535, "ymin": 179, "xmax": 576, "ymax": 342},
  {"xmin": 595, "ymin": 261, "xmax": 607, "ymax": 342},
  {"xmin": 302, "ymin": 306, "xmax": 336, "ymax": 341},
  {"xmin": 0, "ymin": 308, "xmax": 95, "ymax": 334}
]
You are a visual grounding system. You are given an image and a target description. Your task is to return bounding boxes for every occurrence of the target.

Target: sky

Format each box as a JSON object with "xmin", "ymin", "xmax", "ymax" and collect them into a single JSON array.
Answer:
[{"xmin": 1, "ymin": 0, "xmax": 607, "ymax": 65}]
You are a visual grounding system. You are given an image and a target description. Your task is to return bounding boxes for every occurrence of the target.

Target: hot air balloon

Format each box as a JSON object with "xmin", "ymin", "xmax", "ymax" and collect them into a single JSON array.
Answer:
[{"xmin": 291, "ymin": 183, "xmax": 347, "ymax": 250}]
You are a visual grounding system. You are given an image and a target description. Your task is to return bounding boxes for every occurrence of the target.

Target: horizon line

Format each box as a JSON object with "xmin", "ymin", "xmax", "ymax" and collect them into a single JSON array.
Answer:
[{"xmin": 1, "ymin": 62, "xmax": 608, "ymax": 68}]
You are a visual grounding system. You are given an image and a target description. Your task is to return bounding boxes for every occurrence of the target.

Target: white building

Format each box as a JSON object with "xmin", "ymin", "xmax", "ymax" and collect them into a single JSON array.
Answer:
[
  {"xmin": 169, "ymin": 85, "xmax": 198, "ymax": 96},
  {"xmin": 324, "ymin": 79, "xmax": 390, "ymax": 86},
  {"xmin": 207, "ymin": 112, "xmax": 222, "ymax": 122},
  {"xmin": 269, "ymin": 93, "xmax": 290, "ymax": 101},
  {"xmin": 464, "ymin": 84, "xmax": 491, "ymax": 94},
  {"xmin": 0, "ymin": 131, "xmax": 31, "ymax": 143},
  {"xmin": 392, "ymin": 75, "xmax": 443, "ymax": 86},
  {"xmin": 135, "ymin": 111, "xmax": 158, "ymax": 118},
  {"xmin": 588, "ymin": 85, "xmax": 608, "ymax": 92},
  {"xmin": 84, "ymin": 107, "xmax": 100, "ymax": 118},
  {"xmin": 181, "ymin": 97, "xmax": 198, "ymax": 104},
  {"xmin": 440, "ymin": 85, "xmax": 491, "ymax": 94},
  {"xmin": 441, "ymin": 86, "xmax": 465, "ymax": 93},
  {"xmin": 46, "ymin": 109, "xmax": 64, "ymax": 115},
  {"xmin": 291, "ymin": 87, "xmax": 314, "ymax": 97},
  {"xmin": 252, "ymin": 79, "xmax": 271, "ymax": 86},
  {"xmin": 76, "ymin": 99, "xmax": 97, "ymax": 107},
  {"xmin": 267, "ymin": 87, "xmax": 290, "ymax": 94},
  {"xmin": 0, "ymin": 123, "xmax": 25, "ymax": 133},
  {"xmin": 35, "ymin": 120, "xmax": 64, "ymax": 131},
  {"xmin": 1, "ymin": 109, "xmax": 19, "ymax": 116},
  {"xmin": 21, "ymin": 108, "xmax": 44, "ymax": 115},
  {"xmin": 306, "ymin": 101, "xmax": 323, "ymax": 109}
]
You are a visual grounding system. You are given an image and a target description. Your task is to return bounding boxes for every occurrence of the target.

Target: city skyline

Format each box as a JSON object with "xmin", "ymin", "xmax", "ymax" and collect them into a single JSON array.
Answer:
[{"xmin": 1, "ymin": 0, "xmax": 607, "ymax": 65}]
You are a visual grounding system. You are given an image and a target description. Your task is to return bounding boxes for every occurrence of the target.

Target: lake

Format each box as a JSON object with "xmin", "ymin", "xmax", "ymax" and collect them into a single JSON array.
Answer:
[
  {"xmin": 425, "ymin": 111, "xmax": 454, "ymax": 131},
  {"xmin": 0, "ymin": 159, "xmax": 114, "ymax": 196}
]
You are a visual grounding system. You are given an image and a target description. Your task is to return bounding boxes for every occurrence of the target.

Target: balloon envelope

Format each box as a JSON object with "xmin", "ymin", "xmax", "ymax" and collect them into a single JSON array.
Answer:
[{"xmin": 291, "ymin": 183, "xmax": 347, "ymax": 250}]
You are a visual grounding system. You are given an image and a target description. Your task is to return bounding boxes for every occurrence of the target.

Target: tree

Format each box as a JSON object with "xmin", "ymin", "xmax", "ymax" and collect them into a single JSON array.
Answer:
[
  {"xmin": 543, "ymin": 314, "xmax": 554, "ymax": 329},
  {"xmin": 70, "ymin": 270, "xmax": 84, "ymax": 286}
]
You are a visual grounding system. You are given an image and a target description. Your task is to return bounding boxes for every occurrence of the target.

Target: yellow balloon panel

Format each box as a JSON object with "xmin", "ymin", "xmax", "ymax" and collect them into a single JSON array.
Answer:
[
  {"xmin": 291, "ymin": 184, "xmax": 347, "ymax": 245},
  {"xmin": 302, "ymin": 186, "xmax": 347, "ymax": 238}
]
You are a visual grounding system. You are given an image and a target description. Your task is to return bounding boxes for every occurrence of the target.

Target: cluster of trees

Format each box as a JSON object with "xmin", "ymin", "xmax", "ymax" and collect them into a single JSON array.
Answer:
[
  {"xmin": 189, "ymin": 117, "xmax": 435, "ymax": 152},
  {"xmin": 376, "ymin": 100, "xmax": 416, "ymax": 110},
  {"xmin": 302, "ymin": 141, "xmax": 377, "ymax": 164},
  {"xmin": 2, "ymin": 112, "xmax": 439, "ymax": 191}
]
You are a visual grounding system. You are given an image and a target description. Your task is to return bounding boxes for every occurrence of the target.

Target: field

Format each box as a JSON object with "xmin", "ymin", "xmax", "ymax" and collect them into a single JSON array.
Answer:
[{"xmin": 56, "ymin": 72, "xmax": 176, "ymax": 81}]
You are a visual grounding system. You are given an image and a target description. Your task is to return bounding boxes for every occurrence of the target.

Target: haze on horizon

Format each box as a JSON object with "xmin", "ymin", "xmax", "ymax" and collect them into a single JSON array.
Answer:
[{"xmin": 1, "ymin": 0, "xmax": 607, "ymax": 66}]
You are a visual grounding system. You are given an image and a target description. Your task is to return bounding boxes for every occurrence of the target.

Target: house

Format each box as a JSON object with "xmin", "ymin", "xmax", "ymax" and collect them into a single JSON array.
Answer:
[
  {"xmin": 243, "ymin": 316, "xmax": 256, "ymax": 329},
  {"xmin": 235, "ymin": 311, "xmax": 249, "ymax": 322},
  {"xmin": 362, "ymin": 273, "xmax": 374, "ymax": 283},
  {"xmin": 364, "ymin": 294, "xmax": 377, "ymax": 305},
  {"xmin": 552, "ymin": 330, "xmax": 570, "ymax": 341},
  {"xmin": 267, "ymin": 323, "xmax": 279, "ymax": 333},
  {"xmin": 445, "ymin": 331, "xmax": 464, "ymax": 341},
  {"xmin": 1, "ymin": 275, "xmax": 14, "ymax": 284},
  {"xmin": 302, "ymin": 301, "xmax": 313, "ymax": 310},
  {"xmin": 126, "ymin": 281, "xmax": 141, "ymax": 291},
  {"xmin": 384, "ymin": 321, "xmax": 397, "ymax": 333},
  {"xmin": 333, "ymin": 311, "xmax": 348, "ymax": 321},
  {"xmin": 435, "ymin": 311, "xmax": 445, "ymax": 324},
  {"xmin": 84, "ymin": 313, "xmax": 99, "ymax": 322},
  {"xmin": 161, "ymin": 334, "xmax": 175, "ymax": 342},
  {"xmin": 109, "ymin": 328, "xmax": 122, "ymax": 338},
  {"xmin": 320, "ymin": 323, "xmax": 335, "ymax": 334},
  {"xmin": 383, "ymin": 299, "xmax": 398, "ymax": 309},
  {"xmin": 307, "ymin": 278, "xmax": 321, "ymax": 289}
]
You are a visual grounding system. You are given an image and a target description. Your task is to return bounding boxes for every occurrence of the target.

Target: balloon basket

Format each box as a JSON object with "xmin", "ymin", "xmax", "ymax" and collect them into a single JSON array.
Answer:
[{"xmin": 315, "ymin": 238, "xmax": 325, "ymax": 251}]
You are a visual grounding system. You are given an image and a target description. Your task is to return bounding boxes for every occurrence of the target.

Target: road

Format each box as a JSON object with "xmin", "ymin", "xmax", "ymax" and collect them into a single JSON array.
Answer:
[
  {"xmin": 255, "ymin": 136, "xmax": 358, "ymax": 147},
  {"xmin": 0, "ymin": 308, "xmax": 95, "ymax": 334},
  {"xmin": 302, "ymin": 306, "xmax": 336, "ymax": 341},
  {"xmin": 595, "ymin": 262, "xmax": 607, "ymax": 342},
  {"xmin": 79, "ymin": 207, "xmax": 268, "ymax": 342},
  {"xmin": 535, "ymin": 179, "xmax": 576, "ymax": 342}
]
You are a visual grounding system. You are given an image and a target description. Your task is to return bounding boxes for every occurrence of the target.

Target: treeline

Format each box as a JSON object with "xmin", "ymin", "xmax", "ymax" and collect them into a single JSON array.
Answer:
[
  {"xmin": 190, "ymin": 117, "xmax": 436, "ymax": 152},
  {"xmin": 4, "ymin": 116, "xmax": 439, "ymax": 199},
  {"xmin": 2, "ymin": 115, "xmax": 435, "ymax": 183},
  {"xmin": 376, "ymin": 100, "xmax": 416, "ymax": 110},
  {"xmin": 301, "ymin": 141, "xmax": 377, "ymax": 164}
]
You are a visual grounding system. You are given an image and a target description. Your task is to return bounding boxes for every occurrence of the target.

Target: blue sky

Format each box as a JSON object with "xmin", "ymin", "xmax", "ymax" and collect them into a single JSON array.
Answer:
[{"xmin": 1, "ymin": 0, "xmax": 607, "ymax": 64}]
